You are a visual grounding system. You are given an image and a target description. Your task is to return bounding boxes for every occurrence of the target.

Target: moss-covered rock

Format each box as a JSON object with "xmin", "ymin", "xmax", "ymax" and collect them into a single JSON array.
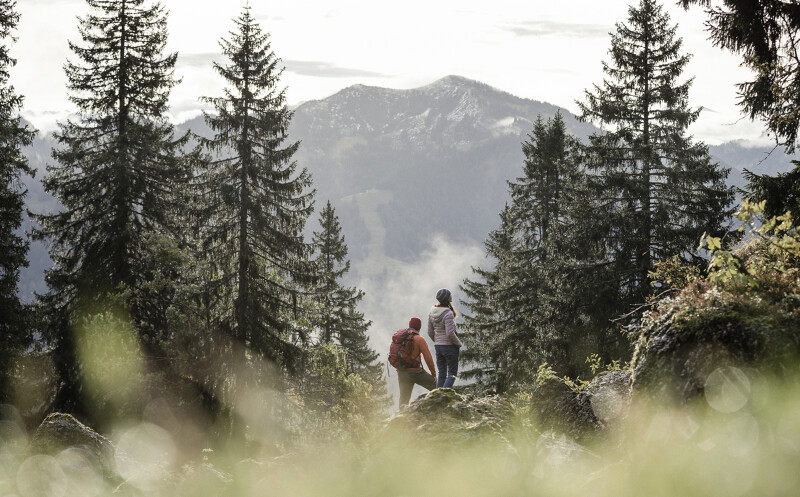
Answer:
[
  {"xmin": 382, "ymin": 388, "xmax": 513, "ymax": 445},
  {"xmin": 631, "ymin": 238, "xmax": 800, "ymax": 404},
  {"xmin": 527, "ymin": 369, "xmax": 632, "ymax": 444},
  {"xmin": 29, "ymin": 412, "xmax": 117, "ymax": 478},
  {"xmin": 584, "ymin": 369, "xmax": 631, "ymax": 428},
  {"xmin": 530, "ymin": 377, "xmax": 600, "ymax": 443}
]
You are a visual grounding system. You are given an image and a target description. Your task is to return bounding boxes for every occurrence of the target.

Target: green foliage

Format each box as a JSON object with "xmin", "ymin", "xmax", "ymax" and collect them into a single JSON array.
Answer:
[
  {"xmin": 290, "ymin": 343, "xmax": 389, "ymax": 445},
  {"xmin": 699, "ymin": 198, "xmax": 800, "ymax": 286},
  {"xmin": 585, "ymin": 353, "xmax": 626, "ymax": 377},
  {"xmin": 535, "ymin": 362, "xmax": 559, "ymax": 386},
  {"xmin": 649, "ymin": 254, "xmax": 703, "ymax": 293}
]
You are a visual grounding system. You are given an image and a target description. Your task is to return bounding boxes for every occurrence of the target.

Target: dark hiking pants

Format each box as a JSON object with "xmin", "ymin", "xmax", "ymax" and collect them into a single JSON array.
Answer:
[{"xmin": 397, "ymin": 368, "xmax": 436, "ymax": 407}]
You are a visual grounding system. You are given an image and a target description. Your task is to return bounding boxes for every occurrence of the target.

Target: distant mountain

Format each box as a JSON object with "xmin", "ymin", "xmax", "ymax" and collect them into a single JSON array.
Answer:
[
  {"xmin": 18, "ymin": 128, "xmax": 58, "ymax": 303},
  {"xmin": 287, "ymin": 75, "xmax": 597, "ymax": 263},
  {"xmin": 708, "ymin": 140, "xmax": 798, "ymax": 191},
  {"xmin": 17, "ymin": 76, "xmax": 798, "ymax": 301}
]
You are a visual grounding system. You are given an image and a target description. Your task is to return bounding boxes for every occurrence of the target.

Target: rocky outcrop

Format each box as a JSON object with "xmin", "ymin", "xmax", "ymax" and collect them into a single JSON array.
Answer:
[
  {"xmin": 530, "ymin": 370, "xmax": 631, "ymax": 444},
  {"xmin": 630, "ymin": 240, "xmax": 800, "ymax": 405},
  {"xmin": 583, "ymin": 369, "xmax": 631, "ymax": 428},
  {"xmin": 531, "ymin": 376, "xmax": 599, "ymax": 443},
  {"xmin": 29, "ymin": 412, "xmax": 117, "ymax": 478},
  {"xmin": 25, "ymin": 413, "xmax": 233, "ymax": 495},
  {"xmin": 382, "ymin": 388, "xmax": 514, "ymax": 445}
]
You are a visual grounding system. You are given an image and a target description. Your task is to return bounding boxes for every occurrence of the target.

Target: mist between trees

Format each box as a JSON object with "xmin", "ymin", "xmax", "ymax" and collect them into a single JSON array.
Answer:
[{"xmin": 2, "ymin": 1, "xmax": 800, "ymax": 494}]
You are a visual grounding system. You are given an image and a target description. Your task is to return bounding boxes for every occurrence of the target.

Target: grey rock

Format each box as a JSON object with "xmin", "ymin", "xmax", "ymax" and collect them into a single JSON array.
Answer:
[
  {"xmin": 531, "ymin": 377, "xmax": 600, "ymax": 444},
  {"xmin": 583, "ymin": 370, "xmax": 631, "ymax": 428},
  {"xmin": 29, "ymin": 412, "xmax": 116, "ymax": 478},
  {"xmin": 383, "ymin": 388, "xmax": 514, "ymax": 445}
]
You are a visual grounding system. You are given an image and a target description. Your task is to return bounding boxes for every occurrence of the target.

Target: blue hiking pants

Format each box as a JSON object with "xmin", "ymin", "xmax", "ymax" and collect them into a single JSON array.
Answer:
[{"xmin": 435, "ymin": 345, "xmax": 460, "ymax": 388}]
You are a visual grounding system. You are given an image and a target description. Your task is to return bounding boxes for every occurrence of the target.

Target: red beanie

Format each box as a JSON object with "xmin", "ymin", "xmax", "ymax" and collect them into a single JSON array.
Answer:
[{"xmin": 408, "ymin": 317, "xmax": 422, "ymax": 331}]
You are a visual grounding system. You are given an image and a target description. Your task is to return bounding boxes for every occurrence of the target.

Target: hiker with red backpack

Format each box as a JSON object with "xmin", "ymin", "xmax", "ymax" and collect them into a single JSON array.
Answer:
[
  {"xmin": 428, "ymin": 288, "xmax": 462, "ymax": 389},
  {"xmin": 389, "ymin": 317, "xmax": 436, "ymax": 407}
]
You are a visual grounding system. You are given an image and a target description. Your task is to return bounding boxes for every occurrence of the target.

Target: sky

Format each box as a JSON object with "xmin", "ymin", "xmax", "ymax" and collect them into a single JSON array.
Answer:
[{"xmin": 11, "ymin": 0, "xmax": 770, "ymax": 146}]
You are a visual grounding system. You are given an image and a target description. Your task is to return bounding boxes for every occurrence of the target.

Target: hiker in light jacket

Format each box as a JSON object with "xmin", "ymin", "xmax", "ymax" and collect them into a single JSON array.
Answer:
[{"xmin": 428, "ymin": 288, "xmax": 462, "ymax": 388}]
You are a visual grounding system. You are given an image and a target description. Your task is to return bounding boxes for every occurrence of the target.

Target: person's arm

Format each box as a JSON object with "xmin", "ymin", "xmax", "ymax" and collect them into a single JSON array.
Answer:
[
  {"xmin": 427, "ymin": 315, "xmax": 435, "ymax": 342},
  {"xmin": 417, "ymin": 336, "xmax": 436, "ymax": 378},
  {"xmin": 444, "ymin": 310, "xmax": 463, "ymax": 347}
]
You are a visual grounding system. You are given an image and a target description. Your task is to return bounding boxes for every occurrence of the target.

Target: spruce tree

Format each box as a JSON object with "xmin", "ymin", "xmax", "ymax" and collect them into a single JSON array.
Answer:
[
  {"xmin": 508, "ymin": 112, "xmax": 611, "ymax": 379},
  {"xmin": 461, "ymin": 114, "xmax": 605, "ymax": 387},
  {"xmin": 32, "ymin": 0, "xmax": 185, "ymax": 412},
  {"xmin": 198, "ymin": 5, "xmax": 314, "ymax": 371},
  {"xmin": 577, "ymin": 0, "xmax": 733, "ymax": 309},
  {"xmin": 310, "ymin": 200, "xmax": 379, "ymax": 379},
  {"xmin": 0, "ymin": 0, "xmax": 34, "ymax": 403},
  {"xmin": 460, "ymin": 204, "xmax": 524, "ymax": 391}
]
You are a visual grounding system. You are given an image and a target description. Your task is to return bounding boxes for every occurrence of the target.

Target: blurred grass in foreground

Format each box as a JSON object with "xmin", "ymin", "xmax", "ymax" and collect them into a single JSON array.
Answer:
[{"xmin": 2, "ymin": 368, "xmax": 799, "ymax": 497}]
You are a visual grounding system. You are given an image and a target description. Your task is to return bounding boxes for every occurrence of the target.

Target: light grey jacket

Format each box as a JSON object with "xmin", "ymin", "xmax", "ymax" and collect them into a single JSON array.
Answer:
[{"xmin": 428, "ymin": 305, "xmax": 462, "ymax": 347}]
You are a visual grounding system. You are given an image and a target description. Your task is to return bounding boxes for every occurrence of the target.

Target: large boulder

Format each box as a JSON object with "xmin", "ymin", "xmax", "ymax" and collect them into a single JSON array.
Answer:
[
  {"xmin": 382, "ymin": 388, "xmax": 514, "ymax": 445},
  {"xmin": 529, "ymin": 369, "xmax": 632, "ymax": 443},
  {"xmin": 631, "ymin": 317, "xmax": 759, "ymax": 402},
  {"xmin": 27, "ymin": 413, "xmax": 233, "ymax": 495},
  {"xmin": 29, "ymin": 412, "xmax": 117, "ymax": 478},
  {"xmin": 530, "ymin": 376, "xmax": 600, "ymax": 444},
  {"xmin": 583, "ymin": 369, "xmax": 631, "ymax": 428}
]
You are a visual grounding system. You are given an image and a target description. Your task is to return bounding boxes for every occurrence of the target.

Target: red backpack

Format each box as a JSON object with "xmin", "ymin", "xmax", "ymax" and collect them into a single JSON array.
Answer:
[{"xmin": 388, "ymin": 329, "xmax": 420, "ymax": 369}]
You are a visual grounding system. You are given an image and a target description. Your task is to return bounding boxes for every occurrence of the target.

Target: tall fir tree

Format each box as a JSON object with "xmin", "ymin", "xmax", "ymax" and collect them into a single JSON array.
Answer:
[
  {"xmin": 577, "ymin": 0, "xmax": 734, "ymax": 312},
  {"xmin": 461, "ymin": 113, "xmax": 607, "ymax": 388},
  {"xmin": 32, "ymin": 0, "xmax": 186, "ymax": 414},
  {"xmin": 0, "ymin": 0, "xmax": 34, "ymax": 403},
  {"xmin": 197, "ymin": 5, "xmax": 314, "ymax": 373},
  {"xmin": 310, "ymin": 200, "xmax": 380, "ymax": 381},
  {"xmin": 508, "ymin": 112, "xmax": 613, "ymax": 379}
]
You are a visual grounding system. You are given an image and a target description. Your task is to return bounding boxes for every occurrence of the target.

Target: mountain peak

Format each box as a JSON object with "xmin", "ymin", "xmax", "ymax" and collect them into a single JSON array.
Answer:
[
  {"xmin": 422, "ymin": 75, "xmax": 496, "ymax": 93},
  {"xmin": 427, "ymin": 75, "xmax": 481, "ymax": 87},
  {"xmin": 417, "ymin": 76, "xmax": 520, "ymax": 105}
]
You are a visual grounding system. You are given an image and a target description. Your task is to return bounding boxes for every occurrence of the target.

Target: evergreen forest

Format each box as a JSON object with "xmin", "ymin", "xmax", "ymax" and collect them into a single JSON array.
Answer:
[{"xmin": 2, "ymin": 1, "xmax": 800, "ymax": 496}]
